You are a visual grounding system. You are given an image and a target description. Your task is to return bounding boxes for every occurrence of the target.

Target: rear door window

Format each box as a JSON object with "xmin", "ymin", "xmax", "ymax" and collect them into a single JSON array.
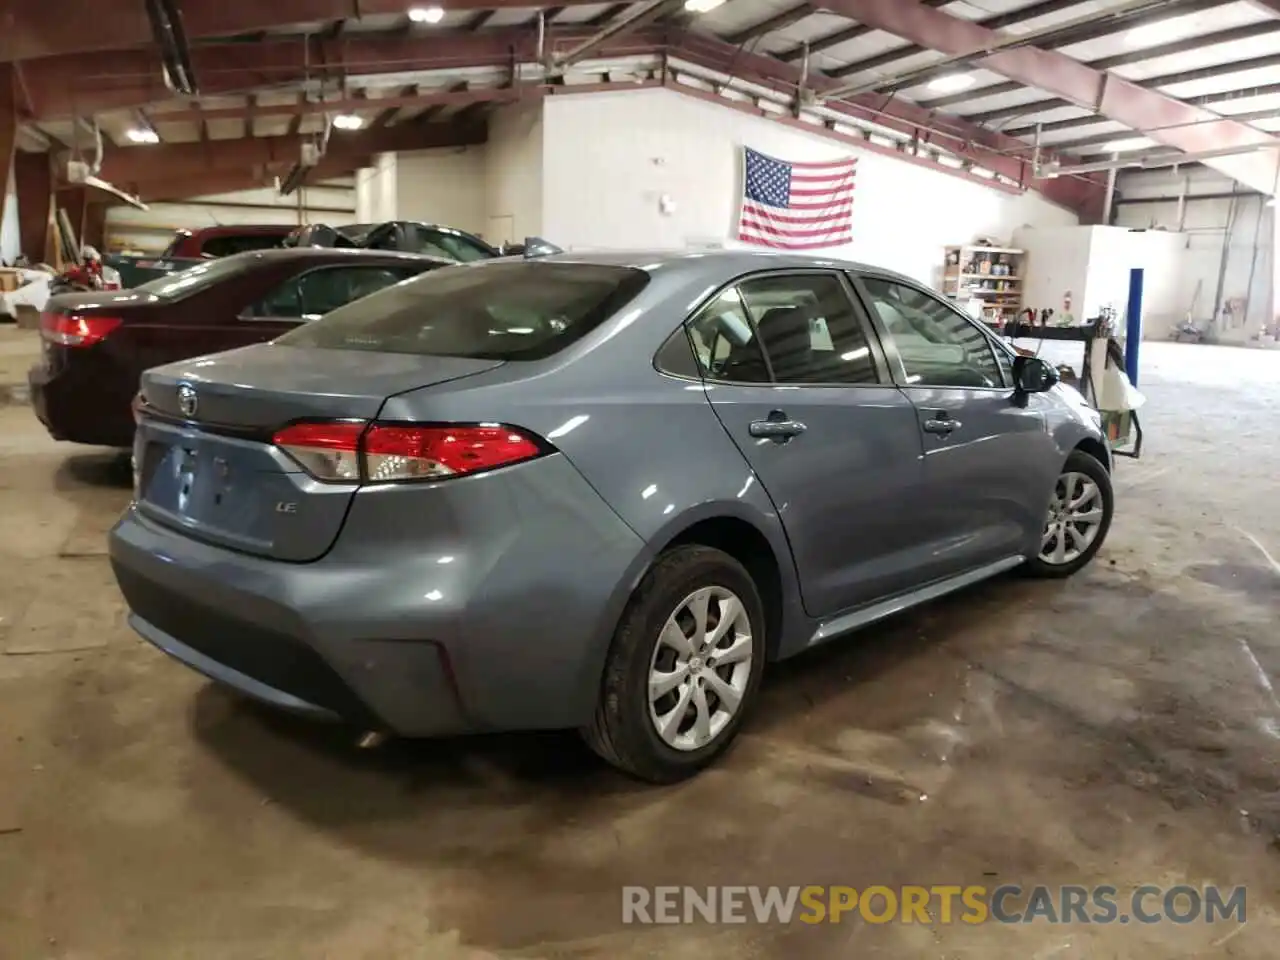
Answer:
[
  {"xmin": 413, "ymin": 227, "xmax": 494, "ymax": 262},
  {"xmin": 248, "ymin": 266, "xmax": 420, "ymax": 320},
  {"xmin": 738, "ymin": 273, "xmax": 880, "ymax": 385},
  {"xmin": 275, "ymin": 261, "xmax": 649, "ymax": 359}
]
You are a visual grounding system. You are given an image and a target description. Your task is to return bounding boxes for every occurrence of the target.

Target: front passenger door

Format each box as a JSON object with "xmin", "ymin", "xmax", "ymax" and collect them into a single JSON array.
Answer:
[{"xmin": 854, "ymin": 274, "xmax": 1057, "ymax": 576}]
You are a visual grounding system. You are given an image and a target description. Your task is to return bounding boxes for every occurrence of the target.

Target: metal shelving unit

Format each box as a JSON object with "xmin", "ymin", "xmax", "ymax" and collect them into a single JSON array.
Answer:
[{"xmin": 942, "ymin": 244, "xmax": 1025, "ymax": 327}]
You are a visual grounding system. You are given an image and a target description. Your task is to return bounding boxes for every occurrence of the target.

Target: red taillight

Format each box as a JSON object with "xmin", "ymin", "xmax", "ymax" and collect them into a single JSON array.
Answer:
[
  {"xmin": 40, "ymin": 312, "xmax": 123, "ymax": 347},
  {"xmin": 272, "ymin": 421, "xmax": 366, "ymax": 482},
  {"xmin": 271, "ymin": 421, "xmax": 545, "ymax": 483}
]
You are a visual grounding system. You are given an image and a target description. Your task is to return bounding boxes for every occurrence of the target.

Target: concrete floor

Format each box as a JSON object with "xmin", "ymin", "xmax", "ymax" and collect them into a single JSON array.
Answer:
[{"xmin": 0, "ymin": 341, "xmax": 1277, "ymax": 959}]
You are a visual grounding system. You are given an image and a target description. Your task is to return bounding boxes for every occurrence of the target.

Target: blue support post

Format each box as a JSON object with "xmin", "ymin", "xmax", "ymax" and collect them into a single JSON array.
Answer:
[{"xmin": 1125, "ymin": 268, "xmax": 1144, "ymax": 387}]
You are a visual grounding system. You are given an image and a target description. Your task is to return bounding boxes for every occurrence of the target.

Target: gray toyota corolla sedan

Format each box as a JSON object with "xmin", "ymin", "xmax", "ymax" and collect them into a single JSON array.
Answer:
[{"xmin": 109, "ymin": 250, "xmax": 1114, "ymax": 782}]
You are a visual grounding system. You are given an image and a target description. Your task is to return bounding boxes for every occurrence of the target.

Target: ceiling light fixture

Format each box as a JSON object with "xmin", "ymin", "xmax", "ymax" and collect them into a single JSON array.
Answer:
[
  {"xmin": 332, "ymin": 114, "xmax": 364, "ymax": 130},
  {"xmin": 126, "ymin": 128, "xmax": 160, "ymax": 144},
  {"xmin": 1124, "ymin": 19, "xmax": 1183, "ymax": 48},
  {"xmin": 408, "ymin": 5, "xmax": 445, "ymax": 23},
  {"xmin": 1101, "ymin": 137, "xmax": 1149, "ymax": 153},
  {"xmin": 927, "ymin": 73, "xmax": 975, "ymax": 93},
  {"xmin": 684, "ymin": 0, "xmax": 726, "ymax": 12}
]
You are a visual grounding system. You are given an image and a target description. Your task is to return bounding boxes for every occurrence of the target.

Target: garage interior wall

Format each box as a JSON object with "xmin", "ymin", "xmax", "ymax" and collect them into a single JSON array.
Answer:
[
  {"xmin": 355, "ymin": 153, "xmax": 398, "ymax": 223},
  {"xmin": 1114, "ymin": 168, "xmax": 1276, "ymax": 345},
  {"xmin": 538, "ymin": 87, "xmax": 1079, "ymax": 285},
  {"xmin": 484, "ymin": 103, "xmax": 543, "ymax": 246},
  {"xmin": 353, "ymin": 104, "xmax": 544, "ymax": 247},
  {"xmin": 105, "ymin": 179, "xmax": 358, "ymax": 253},
  {"xmin": 1013, "ymin": 224, "xmax": 1184, "ymax": 339},
  {"xmin": 391, "ymin": 146, "xmax": 488, "ymax": 235}
]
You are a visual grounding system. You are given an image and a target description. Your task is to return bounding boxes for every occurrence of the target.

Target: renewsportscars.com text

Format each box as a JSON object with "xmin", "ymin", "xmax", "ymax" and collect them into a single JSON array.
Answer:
[{"xmin": 622, "ymin": 884, "xmax": 1247, "ymax": 926}]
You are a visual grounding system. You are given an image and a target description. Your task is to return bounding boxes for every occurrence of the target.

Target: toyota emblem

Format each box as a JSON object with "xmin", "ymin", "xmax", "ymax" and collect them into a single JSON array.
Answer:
[{"xmin": 177, "ymin": 384, "xmax": 198, "ymax": 419}]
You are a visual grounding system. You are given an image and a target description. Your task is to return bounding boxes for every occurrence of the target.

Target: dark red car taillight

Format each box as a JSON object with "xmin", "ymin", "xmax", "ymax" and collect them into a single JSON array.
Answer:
[
  {"xmin": 272, "ymin": 421, "xmax": 547, "ymax": 483},
  {"xmin": 40, "ymin": 312, "xmax": 123, "ymax": 347}
]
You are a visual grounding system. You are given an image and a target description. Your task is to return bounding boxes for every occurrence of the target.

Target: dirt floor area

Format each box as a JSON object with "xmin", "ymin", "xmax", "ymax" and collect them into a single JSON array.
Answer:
[{"xmin": 0, "ymin": 341, "xmax": 1277, "ymax": 959}]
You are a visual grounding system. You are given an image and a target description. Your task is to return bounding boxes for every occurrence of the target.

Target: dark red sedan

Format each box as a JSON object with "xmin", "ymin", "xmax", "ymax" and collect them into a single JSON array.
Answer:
[{"xmin": 29, "ymin": 248, "xmax": 450, "ymax": 448}]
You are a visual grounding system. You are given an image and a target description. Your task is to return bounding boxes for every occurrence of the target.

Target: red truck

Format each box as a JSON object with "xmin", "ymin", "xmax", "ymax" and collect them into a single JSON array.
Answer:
[
  {"xmin": 161, "ymin": 225, "xmax": 295, "ymax": 259},
  {"xmin": 106, "ymin": 225, "xmax": 295, "ymax": 287}
]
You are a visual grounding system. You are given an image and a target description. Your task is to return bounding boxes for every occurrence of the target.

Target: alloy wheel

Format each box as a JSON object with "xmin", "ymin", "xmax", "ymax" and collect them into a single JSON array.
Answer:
[
  {"xmin": 647, "ymin": 586, "xmax": 754, "ymax": 752},
  {"xmin": 1039, "ymin": 470, "xmax": 1106, "ymax": 565}
]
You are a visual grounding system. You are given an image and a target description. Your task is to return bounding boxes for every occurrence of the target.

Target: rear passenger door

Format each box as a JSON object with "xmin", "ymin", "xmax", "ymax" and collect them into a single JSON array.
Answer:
[
  {"xmin": 853, "ymin": 273, "xmax": 1056, "ymax": 576},
  {"xmin": 691, "ymin": 270, "xmax": 934, "ymax": 619}
]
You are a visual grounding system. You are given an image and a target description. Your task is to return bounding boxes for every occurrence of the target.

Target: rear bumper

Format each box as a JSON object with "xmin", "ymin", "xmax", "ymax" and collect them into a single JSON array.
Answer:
[
  {"xmin": 108, "ymin": 455, "xmax": 648, "ymax": 736},
  {"xmin": 29, "ymin": 358, "xmax": 136, "ymax": 448}
]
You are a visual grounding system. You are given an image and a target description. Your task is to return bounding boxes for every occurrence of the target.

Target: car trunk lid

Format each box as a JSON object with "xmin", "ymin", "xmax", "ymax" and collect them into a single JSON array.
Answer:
[
  {"xmin": 134, "ymin": 343, "xmax": 503, "ymax": 561},
  {"xmin": 39, "ymin": 290, "xmax": 158, "ymax": 373}
]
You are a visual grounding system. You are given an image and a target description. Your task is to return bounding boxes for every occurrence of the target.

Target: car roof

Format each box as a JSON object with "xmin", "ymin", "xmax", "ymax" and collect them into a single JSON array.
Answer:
[
  {"xmin": 508, "ymin": 249, "xmax": 921, "ymax": 287},
  {"xmin": 227, "ymin": 247, "xmax": 455, "ymax": 267},
  {"xmin": 332, "ymin": 221, "xmax": 482, "ymax": 241}
]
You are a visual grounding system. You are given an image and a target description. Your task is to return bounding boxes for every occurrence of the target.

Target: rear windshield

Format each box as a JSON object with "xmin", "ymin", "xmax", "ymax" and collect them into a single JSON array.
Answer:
[
  {"xmin": 160, "ymin": 231, "xmax": 190, "ymax": 258},
  {"xmin": 275, "ymin": 261, "xmax": 650, "ymax": 360},
  {"xmin": 134, "ymin": 253, "xmax": 261, "ymax": 299}
]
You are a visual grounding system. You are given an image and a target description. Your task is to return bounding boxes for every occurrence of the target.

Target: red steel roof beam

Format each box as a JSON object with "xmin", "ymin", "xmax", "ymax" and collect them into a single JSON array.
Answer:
[
  {"xmin": 0, "ymin": 0, "xmax": 612, "ymax": 62},
  {"xmin": 817, "ymin": 0, "xmax": 1280, "ymax": 195},
  {"xmin": 670, "ymin": 32, "xmax": 1107, "ymax": 218},
  {"xmin": 20, "ymin": 26, "xmax": 664, "ymax": 120},
  {"xmin": 95, "ymin": 119, "xmax": 486, "ymax": 183}
]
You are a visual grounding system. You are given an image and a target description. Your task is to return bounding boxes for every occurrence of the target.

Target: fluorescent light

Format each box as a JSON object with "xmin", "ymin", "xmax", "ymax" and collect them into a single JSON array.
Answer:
[
  {"xmin": 408, "ymin": 5, "xmax": 444, "ymax": 23},
  {"xmin": 1124, "ymin": 19, "xmax": 1183, "ymax": 47},
  {"xmin": 126, "ymin": 128, "xmax": 159, "ymax": 144},
  {"xmin": 332, "ymin": 114, "xmax": 364, "ymax": 130},
  {"xmin": 684, "ymin": 0, "xmax": 725, "ymax": 12},
  {"xmin": 927, "ymin": 73, "xmax": 974, "ymax": 94},
  {"xmin": 1101, "ymin": 137, "xmax": 1149, "ymax": 154}
]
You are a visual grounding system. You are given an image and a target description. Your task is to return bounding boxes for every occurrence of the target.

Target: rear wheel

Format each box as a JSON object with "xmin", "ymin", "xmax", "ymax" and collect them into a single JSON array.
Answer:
[
  {"xmin": 583, "ymin": 545, "xmax": 766, "ymax": 783},
  {"xmin": 1023, "ymin": 449, "xmax": 1113, "ymax": 578}
]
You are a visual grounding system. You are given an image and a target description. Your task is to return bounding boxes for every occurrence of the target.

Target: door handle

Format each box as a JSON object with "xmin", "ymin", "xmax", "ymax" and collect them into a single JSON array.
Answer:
[
  {"xmin": 749, "ymin": 412, "xmax": 808, "ymax": 442},
  {"xmin": 923, "ymin": 414, "xmax": 961, "ymax": 435}
]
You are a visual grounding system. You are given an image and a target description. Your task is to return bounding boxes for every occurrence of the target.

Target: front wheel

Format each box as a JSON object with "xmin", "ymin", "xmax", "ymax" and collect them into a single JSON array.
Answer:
[
  {"xmin": 582, "ymin": 545, "xmax": 766, "ymax": 783},
  {"xmin": 1023, "ymin": 449, "xmax": 1114, "ymax": 578}
]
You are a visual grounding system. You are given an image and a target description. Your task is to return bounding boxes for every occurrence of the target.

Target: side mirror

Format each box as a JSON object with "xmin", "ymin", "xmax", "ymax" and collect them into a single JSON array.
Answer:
[
  {"xmin": 520, "ymin": 237, "xmax": 563, "ymax": 258},
  {"xmin": 498, "ymin": 242, "xmax": 525, "ymax": 257},
  {"xmin": 1012, "ymin": 354, "xmax": 1059, "ymax": 393}
]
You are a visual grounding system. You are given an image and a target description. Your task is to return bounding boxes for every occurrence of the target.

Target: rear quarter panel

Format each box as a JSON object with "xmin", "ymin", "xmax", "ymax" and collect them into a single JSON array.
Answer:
[{"xmin": 379, "ymin": 351, "xmax": 815, "ymax": 660}]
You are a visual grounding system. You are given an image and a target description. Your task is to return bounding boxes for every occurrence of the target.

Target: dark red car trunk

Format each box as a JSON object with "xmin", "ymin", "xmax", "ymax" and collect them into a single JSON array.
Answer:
[{"xmin": 27, "ymin": 250, "xmax": 444, "ymax": 449}]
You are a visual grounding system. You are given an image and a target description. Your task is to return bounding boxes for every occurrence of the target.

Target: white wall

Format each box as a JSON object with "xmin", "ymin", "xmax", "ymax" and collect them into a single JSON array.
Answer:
[
  {"xmin": 393, "ymin": 146, "xmax": 487, "ymax": 235},
  {"xmin": 485, "ymin": 103, "xmax": 543, "ymax": 245},
  {"xmin": 106, "ymin": 180, "xmax": 358, "ymax": 254},
  {"xmin": 1115, "ymin": 168, "xmax": 1275, "ymax": 344},
  {"xmin": 1, "ymin": 160, "xmax": 18, "ymax": 264},
  {"xmin": 539, "ymin": 87, "xmax": 1078, "ymax": 286},
  {"xmin": 1014, "ymin": 224, "xmax": 1185, "ymax": 339},
  {"xmin": 356, "ymin": 154, "xmax": 398, "ymax": 222}
]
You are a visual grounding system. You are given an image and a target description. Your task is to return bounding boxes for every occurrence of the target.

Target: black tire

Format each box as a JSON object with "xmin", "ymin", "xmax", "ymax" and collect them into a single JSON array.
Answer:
[
  {"xmin": 1022, "ymin": 449, "xmax": 1114, "ymax": 579},
  {"xmin": 582, "ymin": 545, "xmax": 767, "ymax": 783}
]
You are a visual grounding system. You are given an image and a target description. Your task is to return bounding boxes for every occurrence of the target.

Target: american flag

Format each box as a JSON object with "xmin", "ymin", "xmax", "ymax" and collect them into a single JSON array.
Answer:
[{"xmin": 736, "ymin": 147, "xmax": 857, "ymax": 250}]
